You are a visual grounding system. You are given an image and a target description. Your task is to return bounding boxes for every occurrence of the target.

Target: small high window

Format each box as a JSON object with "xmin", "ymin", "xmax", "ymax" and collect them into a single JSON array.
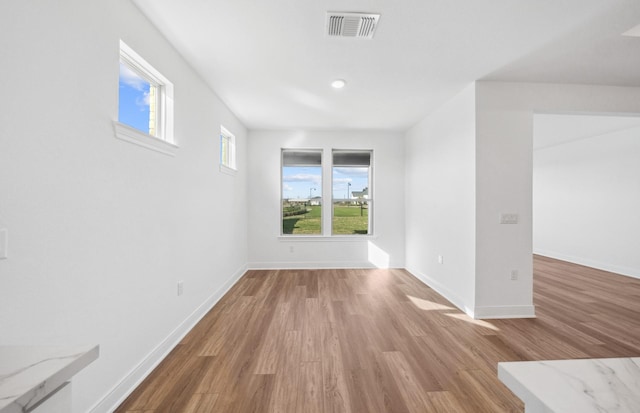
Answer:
[
  {"xmin": 220, "ymin": 126, "xmax": 237, "ymax": 172},
  {"xmin": 115, "ymin": 40, "xmax": 175, "ymax": 154}
]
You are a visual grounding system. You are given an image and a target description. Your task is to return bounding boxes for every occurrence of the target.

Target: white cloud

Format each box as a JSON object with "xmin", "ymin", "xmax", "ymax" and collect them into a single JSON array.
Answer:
[
  {"xmin": 283, "ymin": 173, "xmax": 321, "ymax": 185},
  {"xmin": 334, "ymin": 167, "xmax": 368, "ymax": 177},
  {"xmin": 283, "ymin": 183, "xmax": 294, "ymax": 192},
  {"xmin": 333, "ymin": 177, "xmax": 352, "ymax": 185},
  {"xmin": 119, "ymin": 63, "xmax": 148, "ymax": 91},
  {"xmin": 135, "ymin": 91, "xmax": 151, "ymax": 111}
]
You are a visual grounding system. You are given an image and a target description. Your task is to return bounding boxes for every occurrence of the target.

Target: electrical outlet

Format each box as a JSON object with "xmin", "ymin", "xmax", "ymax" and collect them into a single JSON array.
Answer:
[
  {"xmin": 438, "ymin": 255, "xmax": 444, "ymax": 264},
  {"xmin": 177, "ymin": 280, "xmax": 184, "ymax": 296},
  {"xmin": 500, "ymin": 213, "xmax": 519, "ymax": 224},
  {"xmin": 289, "ymin": 246, "xmax": 294, "ymax": 253},
  {"xmin": 510, "ymin": 270, "xmax": 519, "ymax": 281}
]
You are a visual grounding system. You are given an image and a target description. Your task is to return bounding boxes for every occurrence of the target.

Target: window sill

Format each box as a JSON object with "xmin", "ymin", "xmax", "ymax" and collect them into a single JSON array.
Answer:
[
  {"xmin": 219, "ymin": 164, "xmax": 237, "ymax": 176},
  {"xmin": 278, "ymin": 235, "xmax": 377, "ymax": 242},
  {"xmin": 113, "ymin": 121, "xmax": 178, "ymax": 156}
]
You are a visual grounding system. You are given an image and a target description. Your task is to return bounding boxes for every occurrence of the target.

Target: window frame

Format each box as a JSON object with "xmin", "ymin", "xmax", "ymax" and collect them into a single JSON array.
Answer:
[
  {"xmin": 281, "ymin": 148, "xmax": 324, "ymax": 236},
  {"xmin": 280, "ymin": 148, "xmax": 374, "ymax": 238},
  {"xmin": 220, "ymin": 125, "xmax": 237, "ymax": 174},
  {"xmin": 331, "ymin": 149, "xmax": 373, "ymax": 236},
  {"xmin": 114, "ymin": 40, "xmax": 176, "ymax": 155}
]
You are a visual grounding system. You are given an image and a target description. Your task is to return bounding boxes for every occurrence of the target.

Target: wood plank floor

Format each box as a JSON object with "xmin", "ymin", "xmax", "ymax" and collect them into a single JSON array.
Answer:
[{"xmin": 115, "ymin": 256, "xmax": 640, "ymax": 412}]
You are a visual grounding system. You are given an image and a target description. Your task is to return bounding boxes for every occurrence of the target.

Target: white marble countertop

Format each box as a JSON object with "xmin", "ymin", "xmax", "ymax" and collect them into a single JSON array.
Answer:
[
  {"xmin": 0, "ymin": 345, "xmax": 99, "ymax": 413},
  {"xmin": 499, "ymin": 357, "xmax": 640, "ymax": 413}
]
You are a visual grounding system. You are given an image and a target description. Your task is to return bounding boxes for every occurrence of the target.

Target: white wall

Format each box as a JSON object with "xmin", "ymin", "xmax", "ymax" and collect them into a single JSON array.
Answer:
[
  {"xmin": 404, "ymin": 84, "xmax": 477, "ymax": 314},
  {"xmin": 474, "ymin": 81, "xmax": 640, "ymax": 317},
  {"xmin": 0, "ymin": 1, "xmax": 248, "ymax": 411},
  {"xmin": 405, "ymin": 82, "xmax": 640, "ymax": 319},
  {"xmin": 533, "ymin": 124, "xmax": 640, "ymax": 278},
  {"xmin": 247, "ymin": 130, "xmax": 405, "ymax": 269}
]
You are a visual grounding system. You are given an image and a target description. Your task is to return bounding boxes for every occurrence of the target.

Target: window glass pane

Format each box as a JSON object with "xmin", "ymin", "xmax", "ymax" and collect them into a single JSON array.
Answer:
[
  {"xmin": 220, "ymin": 135, "xmax": 229, "ymax": 166},
  {"xmin": 332, "ymin": 166, "xmax": 370, "ymax": 234},
  {"xmin": 332, "ymin": 165, "xmax": 369, "ymax": 200},
  {"xmin": 332, "ymin": 201, "xmax": 369, "ymax": 235},
  {"xmin": 118, "ymin": 61, "xmax": 155, "ymax": 135},
  {"xmin": 282, "ymin": 165, "xmax": 322, "ymax": 235}
]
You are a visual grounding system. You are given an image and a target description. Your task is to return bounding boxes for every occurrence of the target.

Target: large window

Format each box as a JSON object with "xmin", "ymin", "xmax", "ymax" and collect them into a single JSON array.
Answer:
[
  {"xmin": 281, "ymin": 149, "xmax": 322, "ymax": 235},
  {"xmin": 281, "ymin": 148, "xmax": 373, "ymax": 236},
  {"xmin": 332, "ymin": 150, "xmax": 372, "ymax": 235}
]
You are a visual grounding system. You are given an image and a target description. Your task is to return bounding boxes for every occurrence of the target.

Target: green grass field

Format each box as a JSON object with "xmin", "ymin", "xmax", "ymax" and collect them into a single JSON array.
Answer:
[
  {"xmin": 282, "ymin": 204, "xmax": 368, "ymax": 235},
  {"xmin": 282, "ymin": 205, "xmax": 322, "ymax": 234}
]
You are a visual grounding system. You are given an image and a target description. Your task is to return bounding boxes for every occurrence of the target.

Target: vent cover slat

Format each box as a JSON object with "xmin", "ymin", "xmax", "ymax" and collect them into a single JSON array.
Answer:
[
  {"xmin": 328, "ymin": 16, "xmax": 343, "ymax": 36},
  {"xmin": 326, "ymin": 12, "xmax": 380, "ymax": 39}
]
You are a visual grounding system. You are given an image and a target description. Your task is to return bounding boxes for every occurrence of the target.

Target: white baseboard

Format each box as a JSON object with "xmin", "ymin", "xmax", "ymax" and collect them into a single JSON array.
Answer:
[
  {"xmin": 89, "ymin": 264, "xmax": 248, "ymax": 413},
  {"xmin": 534, "ymin": 249, "xmax": 640, "ymax": 280},
  {"xmin": 404, "ymin": 267, "xmax": 536, "ymax": 320},
  {"xmin": 248, "ymin": 261, "xmax": 378, "ymax": 269},
  {"xmin": 473, "ymin": 305, "xmax": 536, "ymax": 319},
  {"xmin": 404, "ymin": 266, "xmax": 475, "ymax": 318}
]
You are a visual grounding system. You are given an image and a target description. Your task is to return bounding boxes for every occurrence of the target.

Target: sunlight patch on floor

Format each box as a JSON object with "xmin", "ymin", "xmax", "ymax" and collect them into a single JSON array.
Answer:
[
  {"xmin": 445, "ymin": 313, "xmax": 500, "ymax": 331},
  {"xmin": 407, "ymin": 295, "xmax": 455, "ymax": 311}
]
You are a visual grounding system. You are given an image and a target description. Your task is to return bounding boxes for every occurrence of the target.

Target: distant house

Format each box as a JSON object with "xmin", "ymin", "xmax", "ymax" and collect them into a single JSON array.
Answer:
[
  {"xmin": 286, "ymin": 198, "xmax": 309, "ymax": 204},
  {"xmin": 351, "ymin": 187, "xmax": 369, "ymax": 199},
  {"xmin": 285, "ymin": 196, "xmax": 321, "ymax": 206}
]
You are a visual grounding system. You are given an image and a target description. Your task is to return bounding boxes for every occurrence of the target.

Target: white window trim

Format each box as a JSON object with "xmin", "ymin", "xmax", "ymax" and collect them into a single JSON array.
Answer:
[
  {"xmin": 112, "ymin": 121, "xmax": 178, "ymax": 156},
  {"xmin": 115, "ymin": 40, "xmax": 176, "ymax": 155},
  {"xmin": 277, "ymin": 235, "xmax": 378, "ymax": 242},
  {"xmin": 331, "ymin": 149, "xmax": 373, "ymax": 236},
  {"xmin": 220, "ymin": 125, "xmax": 237, "ymax": 174},
  {"xmin": 281, "ymin": 148, "xmax": 324, "ymax": 236},
  {"xmin": 220, "ymin": 163, "xmax": 237, "ymax": 176},
  {"xmin": 280, "ymin": 148, "xmax": 374, "ymax": 237}
]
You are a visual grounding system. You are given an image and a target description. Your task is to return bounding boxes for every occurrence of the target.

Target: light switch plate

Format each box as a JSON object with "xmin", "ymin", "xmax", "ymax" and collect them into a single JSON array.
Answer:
[{"xmin": 0, "ymin": 229, "xmax": 7, "ymax": 259}]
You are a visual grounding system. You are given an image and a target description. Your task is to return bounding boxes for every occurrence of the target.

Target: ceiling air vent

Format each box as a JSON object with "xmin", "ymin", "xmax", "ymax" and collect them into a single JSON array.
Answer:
[{"xmin": 326, "ymin": 12, "xmax": 380, "ymax": 39}]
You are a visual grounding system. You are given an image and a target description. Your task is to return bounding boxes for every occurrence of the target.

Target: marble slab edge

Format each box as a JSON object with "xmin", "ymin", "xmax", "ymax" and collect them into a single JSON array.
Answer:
[
  {"xmin": 0, "ymin": 345, "xmax": 99, "ymax": 413},
  {"xmin": 498, "ymin": 358, "xmax": 640, "ymax": 413}
]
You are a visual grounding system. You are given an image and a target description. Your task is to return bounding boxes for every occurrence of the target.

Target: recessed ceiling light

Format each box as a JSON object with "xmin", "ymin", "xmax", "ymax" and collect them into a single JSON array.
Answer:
[{"xmin": 331, "ymin": 79, "xmax": 346, "ymax": 89}]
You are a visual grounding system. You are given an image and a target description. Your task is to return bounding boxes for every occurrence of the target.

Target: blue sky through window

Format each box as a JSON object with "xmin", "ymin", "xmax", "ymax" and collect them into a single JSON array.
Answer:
[
  {"xmin": 333, "ymin": 167, "xmax": 368, "ymax": 199},
  {"xmin": 281, "ymin": 166, "xmax": 369, "ymax": 199},
  {"xmin": 282, "ymin": 166, "xmax": 322, "ymax": 200},
  {"xmin": 118, "ymin": 62, "xmax": 151, "ymax": 134}
]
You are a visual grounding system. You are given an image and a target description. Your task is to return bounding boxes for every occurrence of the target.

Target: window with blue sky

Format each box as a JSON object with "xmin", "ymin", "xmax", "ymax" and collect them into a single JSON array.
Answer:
[
  {"xmin": 281, "ymin": 149, "xmax": 322, "ymax": 235},
  {"xmin": 115, "ymin": 40, "xmax": 174, "ymax": 153},
  {"xmin": 281, "ymin": 149, "xmax": 372, "ymax": 235},
  {"xmin": 332, "ymin": 150, "xmax": 372, "ymax": 235}
]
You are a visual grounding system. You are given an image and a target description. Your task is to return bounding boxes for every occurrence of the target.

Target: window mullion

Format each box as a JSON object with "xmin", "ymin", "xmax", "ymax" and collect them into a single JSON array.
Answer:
[{"xmin": 323, "ymin": 148, "xmax": 332, "ymax": 236}]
